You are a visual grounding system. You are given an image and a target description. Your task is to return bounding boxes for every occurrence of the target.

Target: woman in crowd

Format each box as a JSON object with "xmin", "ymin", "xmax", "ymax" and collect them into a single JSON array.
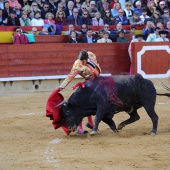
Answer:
[
  {"xmin": 124, "ymin": 2, "xmax": 133, "ymax": 19},
  {"xmin": 29, "ymin": 2, "xmax": 39, "ymax": 19},
  {"xmin": 150, "ymin": 10, "xmax": 164, "ymax": 24},
  {"xmin": 3, "ymin": 1, "xmax": 12, "ymax": 20},
  {"xmin": 44, "ymin": 12, "xmax": 55, "ymax": 25},
  {"xmin": 92, "ymin": 11, "xmax": 104, "ymax": 26},
  {"xmin": 110, "ymin": 0, "xmax": 119, "ymax": 9},
  {"xmin": 19, "ymin": 10, "xmax": 31, "ymax": 26},
  {"xmin": 55, "ymin": 10, "xmax": 67, "ymax": 25},
  {"xmin": 82, "ymin": 0, "xmax": 90, "ymax": 8},
  {"xmin": 103, "ymin": 9, "xmax": 115, "ymax": 25},
  {"xmin": 111, "ymin": 2, "xmax": 121, "ymax": 17},
  {"xmin": 146, "ymin": 1, "xmax": 156, "ymax": 17},
  {"xmin": 74, "ymin": 0, "xmax": 81, "ymax": 10}
]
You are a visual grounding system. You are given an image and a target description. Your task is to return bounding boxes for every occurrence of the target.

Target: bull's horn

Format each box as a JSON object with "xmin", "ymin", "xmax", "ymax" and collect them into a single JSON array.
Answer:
[{"xmin": 55, "ymin": 99, "xmax": 68, "ymax": 108}]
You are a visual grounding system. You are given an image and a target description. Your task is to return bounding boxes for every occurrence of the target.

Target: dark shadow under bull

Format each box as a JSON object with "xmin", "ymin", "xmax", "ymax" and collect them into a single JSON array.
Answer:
[{"xmin": 56, "ymin": 75, "xmax": 170, "ymax": 135}]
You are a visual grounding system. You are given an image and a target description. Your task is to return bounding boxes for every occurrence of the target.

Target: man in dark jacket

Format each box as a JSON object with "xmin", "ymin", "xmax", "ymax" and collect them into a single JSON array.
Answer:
[
  {"xmin": 81, "ymin": 28, "xmax": 97, "ymax": 43},
  {"xmin": 6, "ymin": 10, "xmax": 20, "ymax": 26}
]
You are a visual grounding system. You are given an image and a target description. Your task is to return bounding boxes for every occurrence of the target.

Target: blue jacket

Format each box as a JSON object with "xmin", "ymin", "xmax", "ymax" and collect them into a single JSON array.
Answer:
[
  {"xmin": 81, "ymin": 36, "xmax": 97, "ymax": 43},
  {"xmin": 67, "ymin": 15, "xmax": 83, "ymax": 26},
  {"xmin": 115, "ymin": 16, "xmax": 129, "ymax": 25}
]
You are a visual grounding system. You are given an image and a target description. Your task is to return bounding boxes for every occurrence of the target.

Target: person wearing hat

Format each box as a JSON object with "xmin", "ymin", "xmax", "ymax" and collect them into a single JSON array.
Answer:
[
  {"xmin": 129, "ymin": 12, "xmax": 143, "ymax": 26},
  {"xmin": 116, "ymin": 30, "xmax": 128, "ymax": 42},
  {"xmin": 128, "ymin": 34, "xmax": 145, "ymax": 74},
  {"xmin": 31, "ymin": 10, "xmax": 44, "ymax": 26},
  {"xmin": 57, "ymin": 50, "xmax": 101, "ymax": 134},
  {"xmin": 155, "ymin": 30, "xmax": 169, "ymax": 42},
  {"xmin": 6, "ymin": 9, "xmax": 20, "ymax": 26},
  {"xmin": 146, "ymin": 27, "xmax": 160, "ymax": 42}
]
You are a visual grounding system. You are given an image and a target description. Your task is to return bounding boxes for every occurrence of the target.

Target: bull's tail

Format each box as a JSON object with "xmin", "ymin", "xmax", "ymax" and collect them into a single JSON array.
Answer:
[{"xmin": 156, "ymin": 83, "xmax": 170, "ymax": 97}]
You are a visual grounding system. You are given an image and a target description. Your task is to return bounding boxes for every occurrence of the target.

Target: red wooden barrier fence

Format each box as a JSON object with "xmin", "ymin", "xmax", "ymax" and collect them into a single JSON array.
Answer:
[
  {"xmin": 0, "ymin": 43, "xmax": 130, "ymax": 78},
  {"xmin": 131, "ymin": 42, "xmax": 170, "ymax": 78}
]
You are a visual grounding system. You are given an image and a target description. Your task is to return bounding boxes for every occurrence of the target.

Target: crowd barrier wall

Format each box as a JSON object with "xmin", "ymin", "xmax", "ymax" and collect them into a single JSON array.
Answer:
[
  {"xmin": 131, "ymin": 42, "xmax": 170, "ymax": 78},
  {"xmin": 0, "ymin": 25, "xmax": 144, "ymax": 43},
  {"xmin": 0, "ymin": 43, "xmax": 130, "ymax": 79}
]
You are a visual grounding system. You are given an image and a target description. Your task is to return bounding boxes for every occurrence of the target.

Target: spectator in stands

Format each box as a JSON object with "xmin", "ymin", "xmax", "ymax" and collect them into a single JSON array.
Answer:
[
  {"xmin": 130, "ymin": 25, "xmax": 136, "ymax": 40},
  {"xmin": 0, "ymin": 8, "xmax": 5, "ymax": 25},
  {"xmin": 165, "ymin": 21, "xmax": 170, "ymax": 31},
  {"xmin": 156, "ymin": 22, "xmax": 164, "ymax": 30},
  {"xmin": 81, "ymin": 28, "xmax": 97, "ymax": 43},
  {"xmin": 36, "ymin": 0, "xmax": 44, "ymax": 10},
  {"xmin": 92, "ymin": 12, "xmax": 104, "ymax": 26},
  {"xmin": 48, "ymin": 0, "xmax": 57, "ymax": 15},
  {"xmin": 156, "ymin": 0, "xmax": 166, "ymax": 15},
  {"xmin": 67, "ymin": 30, "xmax": 80, "ymax": 43},
  {"xmin": 103, "ymin": 23, "xmax": 111, "ymax": 33},
  {"xmin": 124, "ymin": 2, "xmax": 133, "ymax": 19},
  {"xmin": 82, "ymin": 0, "xmax": 90, "ymax": 8},
  {"xmin": 146, "ymin": 1, "xmax": 156, "ymax": 17},
  {"xmin": 3, "ymin": 1, "xmax": 12, "ymax": 20},
  {"xmin": 111, "ymin": 2, "xmax": 121, "ymax": 17},
  {"xmin": 129, "ymin": 12, "xmax": 143, "ymax": 26},
  {"xmin": 153, "ymin": 0, "xmax": 159, "ymax": 8},
  {"xmin": 8, "ymin": 0, "xmax": 21, "ymax": 11},
  {"xmin": 30, "ymin": 2, "xmax": 40, "ymax": 19},
  {"xmin": 22, "ymin": 5, "xmax": 31, "ymax": 17},
  {"xmin": 78, "ymin": 4, "xmax": 87, "ymax": 16},
  {"xmin": 39, "ymin": 27, "xmax": 50, "ymax": 35},
  {"xmin": 97, "ymin": 31, "xmax": 112, "ymax": 43},
  {"xmin": 21, "ymin": 0, "xmax": 29, "ymax": 8},
  {"xmin": 96, "ymin": 28, "xmax": 104, "ymax": 40},
  {"xmin": 81, "ymin": 10, "xmax": 92, "ymax": 25},
  {"xmin": 103, "ymin": 9, "xmax": 115, "ymax": 25},
  {"xmin": 112, "ymin": 23, "xmax": 129, "ymax": 34},
  {"xmin": 60, "ymin": 0, "xmax": 67, "ymax": 11},
  {"xmin": 115, "ymin": 9, "xmax": 129, "ymax": 25},
  {"xmin": 6, "ymin": 10, "xmax": 20, "ymax": 26},
  {"xmin": 167, "ymin": 0, "xmax": 170, "ymax": 8},
  {"xmin": 12, "ymin": 27, "xmax": 28, "ymax": 44},
  {"xmin": 161, "ymin": 8, "xmax": 170, "ymax": 24},
  {"xmin": 109, "ymin": 0, "xmax": 118, "ymax": 9},
  {"xmin": 155, "ymin": 30, "xmax": 169, "ymax": 41},
  {"xmin": 87, "ymin": 1, "xmax": 98, "ymax": 19},
  {"xmin": 19, "ymin": 10, "xmax": 31, "ymax": 26},
  {"xmin": 116, "ymin": 30, "xmax": 129, "ymax": 42},
  {"xmin": 133, "ymin": 1, "xmax": 142, "ymax": 16},
  {"xmin": 98, "ymin": 2, "xmax": 110, "ymax": 18},
  {"xmin": 55, "ymin": 10, "xmax": 67, "ymax": 25},
  {"xmin": 31, "ymin": 10, "xmax": 44, "ymax": 26},
  {"xmin": 150, "ymin": 10, "xmax": 164, "ymax": 24},
  {"xmin": 41, "ymin": 3, "xmax": 50, "ymax": 19},
  {"xmin": 67, "ymin": 7, "xmax": 82, "ymax": 26},
  {"xmin": 64, "ymin": 24, "xmax": 81, "ymax": 35},
  {"xmin": 140, "ymin": 8, "xmax": 150, "ymax": 23},
  {"xmin": 128, "ymin": 34, "xmax": 145, "ymax": 74},
  {"xmin": 79, "ymin": 24, "xmax": 88, "ymax": 34},
  {"xmin": 64, "ymin": 1, "xmax": 74, "ymax": 18},
  {"xmin": 142, "ymin": 20, "xmax": 155, "ymax": 40},
  {"xmin": 44, "ymin": 12, "xmax": 55, "ymax": 25},
  {"xmin": 96, "ymin": 0, "xmax": 106, "ymax": 13},
  {"xmin": 74, "ymin": 0, "xmax": 81, "ymax": 10},
  {"xmin": 31, "ymin": 27, "xmax": 38, "ymax": 35},
  {"xmin": 0, "ymin": 0, "xmax": 4, "ymax": 9},
  {"xmin": 56, "ymin": 2, "xmax": 65, "ymax": 13},
  {"xmin": 146, "ymin": 27, "xmax": 160, "ymax": 42}
]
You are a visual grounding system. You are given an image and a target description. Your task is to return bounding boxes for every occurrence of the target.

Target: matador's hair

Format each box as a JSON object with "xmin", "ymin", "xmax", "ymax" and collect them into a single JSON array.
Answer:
[{"xmin": 77, "ymin": 50, "xmax": 89, "ymax": 60}]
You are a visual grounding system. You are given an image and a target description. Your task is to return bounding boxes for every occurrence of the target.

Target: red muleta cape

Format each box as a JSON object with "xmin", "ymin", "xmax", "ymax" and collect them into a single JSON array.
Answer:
[{"xmin": 46, "ymin": 89, "xmax": 70, "ymax": 135}]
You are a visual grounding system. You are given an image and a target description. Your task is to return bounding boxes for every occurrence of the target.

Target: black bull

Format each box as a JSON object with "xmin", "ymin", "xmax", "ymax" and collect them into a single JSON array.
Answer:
[{"xmin": 57, "ymin": 75, "xmax": 169, "ymax": 135}]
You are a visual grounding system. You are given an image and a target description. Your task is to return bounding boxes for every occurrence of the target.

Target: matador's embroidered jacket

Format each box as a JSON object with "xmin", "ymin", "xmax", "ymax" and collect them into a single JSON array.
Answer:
[{"xmin": 60, "ymin": 51, "xmax": 101, "ymax": 89}]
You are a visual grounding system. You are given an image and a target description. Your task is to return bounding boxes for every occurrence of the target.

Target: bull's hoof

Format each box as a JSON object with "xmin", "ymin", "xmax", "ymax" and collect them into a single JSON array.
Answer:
[
  {"xmin": 150, "ymin": 131, "xmax": 156, "ymax": 136},
  {"xmin": 90, "ymin": 130, "xmax": 98, "ymax": 135},
  {"xmin": 118, "ymin": 124, "xmax": 125, "ymax": 130},
  {"xmin": 76, "ymin": 130, "xmax": 88, "ymax": 134}
]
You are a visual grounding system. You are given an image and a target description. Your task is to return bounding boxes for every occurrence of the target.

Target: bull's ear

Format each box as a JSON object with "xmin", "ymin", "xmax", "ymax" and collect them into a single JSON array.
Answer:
[{"xmin": 55, "ymin": 99, "xmax": 68, "ymax": 108}]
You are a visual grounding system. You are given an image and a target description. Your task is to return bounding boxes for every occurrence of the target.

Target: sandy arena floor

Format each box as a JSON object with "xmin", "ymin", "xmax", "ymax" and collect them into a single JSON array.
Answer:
[{"xmin": 0, "ymin": 87, "xmax": 170, "ymax": 170}]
